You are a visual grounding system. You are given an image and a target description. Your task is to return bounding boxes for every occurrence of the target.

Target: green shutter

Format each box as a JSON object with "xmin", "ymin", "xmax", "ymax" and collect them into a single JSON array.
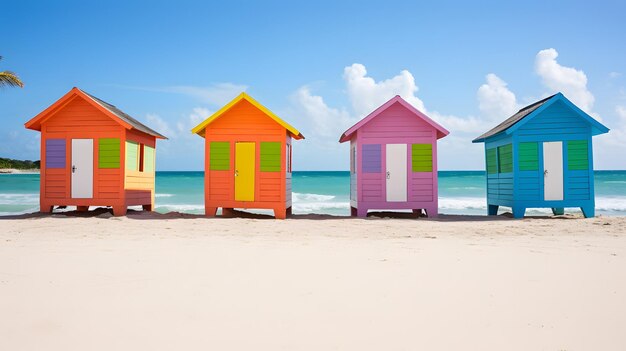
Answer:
[
  {"xmin": 518, "ymin": 142, "xmax": 539, "ymax": 171},
  {"xmin": 411, "ymin": 144, "xmax": 432, "ymax": 172},
  {"xmin": 568, "ymin": 140, "xmax": 589, "ymax": 170},
  {"xmin": 498, "ymin": 144, "xmax": 513, "ymax": 173},
  {"xmin": 125, "ymin": 141, "xmax": 139, "ymax": 171},
  {"xmin": 99, "ymin": 138, "xmax": 120, "ymax": 168},
  {"xmin": 144, "ymin": 146, "xmax": 155, "ymax": 173},
  {"xmin": 260, "ymin": 142, "xmax": 281, "ymax": 172},
  {"xmin": 209, "ymin": 142, "xmax": 230, "ymax": 171},
  {"xmin": 486, "ymin": 148, "xmax": 497, "ymax": 174}
]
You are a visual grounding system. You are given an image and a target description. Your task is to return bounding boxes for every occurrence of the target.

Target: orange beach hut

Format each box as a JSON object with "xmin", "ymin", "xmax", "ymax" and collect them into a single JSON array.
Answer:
[
  {"xmin": 25, "ymin": 87, "xmax": 167, "ymax": 216},
  {"xmin": 191, "ymin": 92, "xmax": 304, "ymax": 219}
]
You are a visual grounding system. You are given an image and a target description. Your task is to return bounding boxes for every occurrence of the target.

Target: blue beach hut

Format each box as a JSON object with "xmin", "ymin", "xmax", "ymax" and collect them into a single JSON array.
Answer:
[{"xmin": 472, "ymin": 93, "xmax": 609, "ymax": 218}]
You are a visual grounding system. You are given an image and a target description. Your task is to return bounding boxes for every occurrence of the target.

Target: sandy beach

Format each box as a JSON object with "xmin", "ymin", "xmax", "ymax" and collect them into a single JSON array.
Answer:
[{"xmin": 1, "ymin": 212, "xmax": 625, "ymax": 350}]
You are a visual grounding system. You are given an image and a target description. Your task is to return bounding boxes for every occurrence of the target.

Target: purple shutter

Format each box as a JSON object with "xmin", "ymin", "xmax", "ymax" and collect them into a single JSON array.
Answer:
[
  {"xmin": 362, "ymin": 144, "xmax": 381, "ymax": 173},
  {"xmin": 45, "ymin": 139, "xmax": 66, "ymax": 169}
]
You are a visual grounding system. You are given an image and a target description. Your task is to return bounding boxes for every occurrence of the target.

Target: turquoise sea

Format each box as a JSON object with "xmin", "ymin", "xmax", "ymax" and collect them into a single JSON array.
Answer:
[{"xmin": 2, "ymin": 171, "xmax": 626, "ymax": 216}]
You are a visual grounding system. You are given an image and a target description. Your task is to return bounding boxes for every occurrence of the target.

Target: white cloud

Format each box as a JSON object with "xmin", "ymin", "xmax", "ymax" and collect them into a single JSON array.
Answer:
[
  {"xmin": 602, "ymin": 105, "xmax": 626, "ymax": 147},
  {"xmin": 535, "ymin": 48, "xmax": 595, "ymax": 113},
  {"xmin": 343, "ymin": 63, "xmax": 425, "ymax": 117},
  {"xmin": 146, "ymin": 113, "xmax": 177, "ymax": 138},
  {"xmin": 609, "ymin": 72, "xmax": 622, "ymax": 79},
  {"xmin": 477, "ymin": 73, "xmax": 519, "ymax": 119},
  {"xmin": 291, "ymin": 86, "xmax": 354, "ymax": 139}
]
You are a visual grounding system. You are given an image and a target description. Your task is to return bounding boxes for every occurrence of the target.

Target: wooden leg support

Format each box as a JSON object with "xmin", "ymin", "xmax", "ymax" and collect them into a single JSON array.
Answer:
[
  {"xmin": 424, "ymin": 207, "xmax": 438, "ymax": 218},
  {"xmin": 222, "ymin": 208, "xmax": 236, "ymax": 218},
  {"xmin": 512, "ymin": 207, "xmax": 526, "ymax": 219},
  {"xmin": 274, "ymin": 207, "xmax": 287, "ymax": 220},
  {"xmin": 286, "ymin": 206, "xmax": 292, "ymax": 217},
  {"xmin": 142, "ymin": 204, "xmax": 153, "ymax": 212},
  {"xmin": 112, "ymin": 206, "xmax": 127, "ymax": 216},
  {"xmin": 205, "ymin": 207, "xmax": 217, "ymax": 217},
  {"xmin": 551, "ymin": 208, "xmax": 564, "ymax": 216},
  {"xmin": 581, "ymin": 206, "xmax": 595, "ymax": 218},
  {"xmin": 40, "ymin": 204, "xmax": 53, "ymax": 213},
  {"xmin": 77, "ymin": 206, "xmax": 89, "ymax": 212},
  {"xmin": 357, "ymin": 208, "xmax": 368, "ymax": 218}
]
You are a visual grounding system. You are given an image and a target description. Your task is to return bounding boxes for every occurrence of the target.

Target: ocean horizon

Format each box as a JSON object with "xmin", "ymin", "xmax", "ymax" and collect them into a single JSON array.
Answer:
[{"xmin": 2, "ymin": 170, "xmax": 626, "ymax": 217}]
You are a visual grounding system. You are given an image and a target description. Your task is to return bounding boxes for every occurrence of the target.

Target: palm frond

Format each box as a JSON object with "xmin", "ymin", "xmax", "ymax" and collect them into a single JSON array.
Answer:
[{"xmin": 0, "ymin": 71, "xmax": 24, "ymax": 88}]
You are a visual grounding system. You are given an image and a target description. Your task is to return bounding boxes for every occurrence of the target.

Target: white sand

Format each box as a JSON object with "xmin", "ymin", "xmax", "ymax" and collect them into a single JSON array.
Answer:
[{"xmin": 1, "ymin": 213, "xmax": 625, "ymax": 350}]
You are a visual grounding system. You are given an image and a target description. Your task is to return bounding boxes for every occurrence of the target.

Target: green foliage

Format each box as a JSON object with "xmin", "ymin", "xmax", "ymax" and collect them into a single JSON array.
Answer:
[
  {"xmin": 0, "ymin": 56, "xmax": 24, "ymax": 88},
  {"xmin": 0, "ymin": 157, "xmax": 40, "ymax": 169}
]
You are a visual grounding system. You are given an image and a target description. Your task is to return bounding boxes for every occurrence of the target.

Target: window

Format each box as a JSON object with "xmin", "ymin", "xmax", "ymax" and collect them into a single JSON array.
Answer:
[
  {"xmin": 497, "ymin": 144, "xmax": 513, "ymax": 173},
  {"xmin": 350, "ymin": 144, "xmax": 357, "ymax": 174},
  {"xmin": 567, "ymin": 140, "xmax": 589, "ymax": 170},
  {"xmin": 45, "ymin": 139, "xmax": 66, "ymax": 169},
  {"xmin": 260, "ymin": 142, "xmax": 281, "ymax": 172},
  {"xmin": 411, "ymin": 144, "xmax": 432, "ymax": 172},
  {"xmin": 144, "ymin": 146, "xmax": 155, "ymax": 173},
  {"xmin": 362, "ymin": 144, "xmax": 381, "ymax": 173},
  {"xmin": 125, "ymin": 141, "xmax": 139, "ymax": 171},
  {"xmin": 209, "ymin": 142, "xmax": 230, "ymax": 171},
  {"xmin": 139, "ymin": 144, "xmax": 145, "ymax": 172},
  {"xmin": 99, "ymin": 138, "xmax": 121, "ymax": 169},
  {"xmin": 286, "ymin": 143, "xmax": 292, "ymax": 173},
  {"xmin": 518, "ymin": 142, "xmax": 539, "ymax": 171},
  {"xmin": 486, "ymin": 148, "xmax": 497, "ymax": 174}
]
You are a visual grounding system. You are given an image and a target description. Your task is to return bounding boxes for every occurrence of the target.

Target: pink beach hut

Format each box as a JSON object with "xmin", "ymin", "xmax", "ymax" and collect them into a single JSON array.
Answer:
[{"xmin": 339, "ymin": 95, "xmax": 449, "ymax": 217}]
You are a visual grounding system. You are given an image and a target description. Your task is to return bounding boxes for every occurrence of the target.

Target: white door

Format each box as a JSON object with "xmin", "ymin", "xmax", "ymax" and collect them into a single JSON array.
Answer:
[
  {"xmin": 543, "ymin": 141, "xmax": 563, "ymax": 201},
  {"xmin": 71, "ymin": 139, "xmax": 94, "ymax": 198},
  {"xmin": 386, "ymin": 144, "xmax": 407, "ymax": 202}
]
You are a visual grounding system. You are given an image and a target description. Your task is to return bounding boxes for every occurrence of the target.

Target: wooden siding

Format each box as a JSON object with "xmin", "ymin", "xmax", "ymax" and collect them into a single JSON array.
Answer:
[
  {"xmin": 409, "ymin": 172, "xmax": 433, "ymax": 202},
  {"xmin": 485, "ymin": 135, "xmax": 514, "ymax": 206},
  {"xmin": 359, "ymin": 102, "xmax": 433, "ymax": 144},
  {"xmin": 350, "ymin": 139, "xmax": 357, "ymax": 206},
  {"xmin": 202, "ymin": 98, "xmax": 290, "ymax": 214},
  {"xmin": 516, "ymin": 100, "xmax": 593, "ymax": 204},
  {"xmin": 39, "ymin": 96, "xmax": 126, "ymax": 207},
  {"xmin": 353, "ymin": 100, "xmax": 440, "ymax": 215},
  {"xmin": 517, "ymin": 100, "xmax": 591, "ymax": 140}
]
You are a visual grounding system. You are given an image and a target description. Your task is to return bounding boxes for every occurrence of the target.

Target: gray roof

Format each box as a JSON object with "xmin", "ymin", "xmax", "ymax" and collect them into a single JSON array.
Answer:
[
  {"xmin": 80, "ymin": 89, "xmax": 167, "ymax": 139},
  {"xmin": 473, "ymin": 94, "xmax": 557, "ymax": 142}
]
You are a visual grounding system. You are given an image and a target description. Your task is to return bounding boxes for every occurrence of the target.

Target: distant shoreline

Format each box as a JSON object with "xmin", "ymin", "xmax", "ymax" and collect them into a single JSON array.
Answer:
[{"xmin": 0, "ymin": 168, "xmax": 40, "ymax": 174}]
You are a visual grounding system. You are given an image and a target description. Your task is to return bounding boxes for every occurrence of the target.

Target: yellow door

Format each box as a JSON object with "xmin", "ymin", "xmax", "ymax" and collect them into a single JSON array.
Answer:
[{"xmin": 235, "ymin": 142, "xmax": 255, "ymax": 201}]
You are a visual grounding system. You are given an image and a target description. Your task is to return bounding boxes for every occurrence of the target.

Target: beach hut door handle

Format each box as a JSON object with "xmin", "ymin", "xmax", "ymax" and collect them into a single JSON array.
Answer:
[
  {"xmin": 544, "ymin": 170, "xmax": 548, "ymax": 176},
  {"xmin": 72, "ymin": 165, "xmax": 77, "ymax": 173},
  {"xmin": 386, "ymin": 171, "xmax": 390, "ymax": 179},
  {"xmin": 235, "ymin": 170, "xmax": 239, "ymax": 177}
]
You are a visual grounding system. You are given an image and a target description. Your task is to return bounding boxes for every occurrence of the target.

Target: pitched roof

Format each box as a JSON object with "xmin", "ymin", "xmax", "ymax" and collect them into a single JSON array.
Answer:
[
  {"xmin": 472, "ymin": 94, "xmax": 556, "ymax": 143},
  {"xmin": 191, "ymin": 92, "xmax": 304, "ymax": 139},
  {"xmin": 473, "ymin": 93, "xmax": 609, "ymax": 143},
  {"xmin": 80, "ymin": 89, "xmax": 166, "ymax": 139},
  {"xmin": 339, "ymin": 95, "xmax": 449, "ymax": 143},
  {"xmin": 25, "ymin": 87, "xmax": 167, "ymax": 139}
]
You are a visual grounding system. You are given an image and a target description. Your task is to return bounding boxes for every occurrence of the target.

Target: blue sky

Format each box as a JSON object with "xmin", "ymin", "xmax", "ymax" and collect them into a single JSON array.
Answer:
[{"xmin": 2, "ymin": 0, "xmax": 625, "ymax": 170}]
